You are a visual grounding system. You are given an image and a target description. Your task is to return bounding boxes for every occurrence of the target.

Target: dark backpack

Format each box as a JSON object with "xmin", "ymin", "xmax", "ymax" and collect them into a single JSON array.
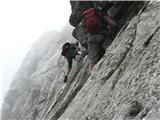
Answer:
[
  {"xmin": 61, "ymin": 42, "xmax": 78, "ymax": 57},
  {"xmin": 61, "ymin": 42, "xmax": 71, "ymax": 56},
  {"xmin": 82, "ymin": 7, "xmax": 103, "ymax": 33}
]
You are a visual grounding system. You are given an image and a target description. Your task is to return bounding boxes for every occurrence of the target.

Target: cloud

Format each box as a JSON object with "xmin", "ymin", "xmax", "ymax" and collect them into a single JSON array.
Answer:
[{"xmin": 0, "ymin": 0, "xmax": 71, "ymax": 109}]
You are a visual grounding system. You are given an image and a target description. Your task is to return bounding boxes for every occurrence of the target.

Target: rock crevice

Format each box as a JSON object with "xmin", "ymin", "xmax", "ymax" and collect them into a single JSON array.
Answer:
[{"xmin": 2, "ymin": 1, "xmax": 160, "ymax": 120}]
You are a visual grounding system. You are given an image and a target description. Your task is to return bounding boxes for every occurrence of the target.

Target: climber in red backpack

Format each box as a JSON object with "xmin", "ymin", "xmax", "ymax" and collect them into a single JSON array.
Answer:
[{"xmin": 82, "ymin": 1, "xmax": 117, "ymax": 70}]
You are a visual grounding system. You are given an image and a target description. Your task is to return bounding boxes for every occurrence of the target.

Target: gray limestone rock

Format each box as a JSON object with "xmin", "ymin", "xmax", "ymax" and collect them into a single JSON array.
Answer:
[{"xmin": 2, "ymin": 1, "xmax": 160, "ymax": 120}]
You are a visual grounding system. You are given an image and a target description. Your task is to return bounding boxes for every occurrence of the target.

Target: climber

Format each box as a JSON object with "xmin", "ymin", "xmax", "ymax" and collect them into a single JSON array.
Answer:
[
  {"xmin": 81, "ymin": 1, "xmax": 117, "ymax": 70},
  {"xmin": 61, "ymin": 42, "xmax": 84, "ymax": 83}
]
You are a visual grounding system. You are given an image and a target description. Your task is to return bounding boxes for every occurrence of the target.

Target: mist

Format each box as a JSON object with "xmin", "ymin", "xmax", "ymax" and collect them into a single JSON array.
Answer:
[{"xmin": 0, "ymin": 0, "xmax": 71, "ymax": 111}]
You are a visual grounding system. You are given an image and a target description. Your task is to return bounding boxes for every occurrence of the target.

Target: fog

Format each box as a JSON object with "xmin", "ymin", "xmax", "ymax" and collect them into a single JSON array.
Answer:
[{"xmin": 0, "ymin": 0, "xmax": 71, "ymax": 111}]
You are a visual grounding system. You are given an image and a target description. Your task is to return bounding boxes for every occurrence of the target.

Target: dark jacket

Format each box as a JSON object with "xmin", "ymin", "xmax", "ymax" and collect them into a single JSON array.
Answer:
[{"xmin": 65, "ymin": 45, "xmax": 78, "ymax": 69}]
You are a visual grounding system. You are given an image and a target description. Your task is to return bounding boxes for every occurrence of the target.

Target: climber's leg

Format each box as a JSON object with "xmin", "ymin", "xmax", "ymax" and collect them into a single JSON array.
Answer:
[{"xmin": 87, "ymin": 34, "xmax": 104, "ymax": 70}]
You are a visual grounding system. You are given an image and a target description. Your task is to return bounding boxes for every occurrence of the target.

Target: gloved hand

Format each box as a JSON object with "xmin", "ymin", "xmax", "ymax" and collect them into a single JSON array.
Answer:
[{"xmin": 64, "ymin": 76, "xmax": 68, "ymax": 83}]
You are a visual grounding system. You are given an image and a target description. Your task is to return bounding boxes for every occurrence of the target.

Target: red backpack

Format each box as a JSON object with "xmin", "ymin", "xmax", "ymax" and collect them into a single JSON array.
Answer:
[{"xmin": 82, "ymin": 8, "xmax": 103, "ymax": 33}]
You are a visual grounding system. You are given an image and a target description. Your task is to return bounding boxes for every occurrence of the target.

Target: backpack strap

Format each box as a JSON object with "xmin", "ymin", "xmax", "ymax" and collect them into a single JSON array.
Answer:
[
  {"xmin": 93, "ymin": 1, "xmax": 98, "ymax": 11},
  {"xmin": 92, "ymin": 1, "xmax": 102, "ymax": 11}
]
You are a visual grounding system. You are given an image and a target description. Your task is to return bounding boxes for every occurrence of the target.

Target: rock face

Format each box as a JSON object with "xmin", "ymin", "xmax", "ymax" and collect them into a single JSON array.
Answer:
[
  {"xmin": 59, "ymin": 1, "xmax": 160, "ymax": 120},
  {"xmin": 2, "ymin": 1, "xmax": 160, "ymax": 120},
  {"xmin": 1, "ymin": 25, "xmax": 75, "ymax": 120}
]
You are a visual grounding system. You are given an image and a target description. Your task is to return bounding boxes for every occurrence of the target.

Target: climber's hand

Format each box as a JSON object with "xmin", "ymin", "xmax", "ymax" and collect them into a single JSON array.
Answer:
[{"xmin": 64, "ymin": 76, "xmax": 68, "ymax": 83}]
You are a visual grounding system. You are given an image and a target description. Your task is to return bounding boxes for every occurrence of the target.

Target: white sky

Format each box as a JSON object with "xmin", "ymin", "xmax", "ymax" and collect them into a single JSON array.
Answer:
[{"xmin": 0, "ymin": 0, "xmax": 71, "ymax": 111}]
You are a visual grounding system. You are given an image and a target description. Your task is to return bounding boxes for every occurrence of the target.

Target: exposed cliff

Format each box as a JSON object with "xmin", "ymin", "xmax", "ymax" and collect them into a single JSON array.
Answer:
[
  {"xmin": 1, "ymin": 25, "xmax": 75, "ymax": 120},
  {"xmin": 2, "ymin": 1, "xmax": 160, "ymax": 120}
]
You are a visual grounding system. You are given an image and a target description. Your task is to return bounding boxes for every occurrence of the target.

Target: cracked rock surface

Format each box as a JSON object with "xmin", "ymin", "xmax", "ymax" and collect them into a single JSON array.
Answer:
[
  {"xmin": 59, "ymin": 1, "xmax": 160, "ymax": 120},
  {"xmin": 2, "ymin": 1, "xmax": 160, "ymax": 120}
]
